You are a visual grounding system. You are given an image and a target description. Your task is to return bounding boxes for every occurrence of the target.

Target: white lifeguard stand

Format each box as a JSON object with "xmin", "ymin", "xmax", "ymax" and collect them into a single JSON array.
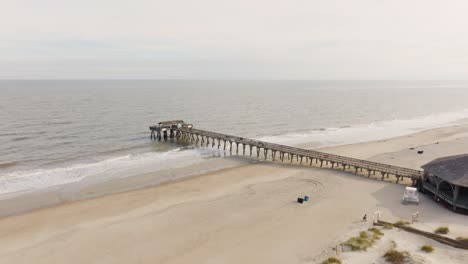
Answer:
[{"xmin": 402, "ymin": 187, "xmax": 419, "ymax": 205}]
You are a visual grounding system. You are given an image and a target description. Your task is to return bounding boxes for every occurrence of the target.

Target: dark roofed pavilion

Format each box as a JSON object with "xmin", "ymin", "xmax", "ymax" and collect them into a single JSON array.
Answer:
[{"xmin": 421, "ymin": 154, "xmax": 468, "ymax": 211}]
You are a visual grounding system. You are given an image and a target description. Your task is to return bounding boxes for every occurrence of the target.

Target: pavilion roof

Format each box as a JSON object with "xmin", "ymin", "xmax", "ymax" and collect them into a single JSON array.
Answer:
[{"xmin": 422, "ymin": 154, "xmax": 468, "ymax": 187}]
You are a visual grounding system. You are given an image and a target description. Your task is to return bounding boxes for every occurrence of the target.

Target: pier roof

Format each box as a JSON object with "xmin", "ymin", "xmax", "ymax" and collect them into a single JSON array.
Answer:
[{"xmin": 422, "ymin": 154, "xmax": 468, "ymax": 187}]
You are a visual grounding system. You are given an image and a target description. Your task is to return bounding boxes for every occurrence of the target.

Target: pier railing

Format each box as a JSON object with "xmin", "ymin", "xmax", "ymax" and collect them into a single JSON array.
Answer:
[{"xmin": 150, "ymin": 122, "xmax": 423, "ymax": 184}]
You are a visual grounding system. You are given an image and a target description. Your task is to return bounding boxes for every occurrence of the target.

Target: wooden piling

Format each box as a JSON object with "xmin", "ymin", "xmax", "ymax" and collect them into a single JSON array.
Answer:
[{"xmin": 150, "ymin": 123, "xmax": 423, "ymax": 185}]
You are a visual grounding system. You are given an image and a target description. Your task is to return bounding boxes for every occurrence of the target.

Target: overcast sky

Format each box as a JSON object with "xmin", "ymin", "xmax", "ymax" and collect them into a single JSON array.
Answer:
[{"xmin": 1, "ymin": 0, "xmax": 467, "ymax": 79}]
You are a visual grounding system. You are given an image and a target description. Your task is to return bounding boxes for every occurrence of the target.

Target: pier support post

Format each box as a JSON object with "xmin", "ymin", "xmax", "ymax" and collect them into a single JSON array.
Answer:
[
  {"xmin": 230, "ymin": 141, "xmax": 233, "ymax": 153},
  {"xmin": 264, "ymin": 149, "xmax": 268, "ymax": 159},
  {"xmin": 223, "ymin": 140, "xmax": 226, "ymax": 150},
  {"xmin": 381, "ymin": 172, "xmax": 385, "ymax": 181},
  {"xmin": 249, "ymin": 145, "xmax": 252, "ymax": 156},
  {"xmin": 281, "ymin": 152, "xmax": 284, "ymax": 162},
  {"xmin": 257, "ymin": 148, "xmax": 260, "ymax": 158},
  {"xmin": 396, "ymin": 175, "xmax": 400, "ymax": 183},
  {"xmin": 320, "ymin": 160, "xmax": 323, "ymax": 167},
  {"xmin": 236, "ymin": 143, "xmax": 239, "ymax": 155},
  {"xmin": 310, "ymin": 158, "xmax": 313, "ymax": 166},
  {"xmin": 290, "ymin": 154, "xmax": 294, "ymax": 163},
  {"xmin": 331, "ymin": 162, "xmax": 335, "ymax": 169},
  {"xmin": 355, "ymin": 167, "xmax": 358, "ymax": 174},
  {"xmin": 242, "ymin": 145, "xmax": 245, "ymax": 155},
  {"xmin": 368, "ymin": 170, "xmax": 371, "ymax": 178}
]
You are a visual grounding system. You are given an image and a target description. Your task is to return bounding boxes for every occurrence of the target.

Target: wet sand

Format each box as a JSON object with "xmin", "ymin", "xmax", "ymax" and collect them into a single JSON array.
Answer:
[{"xmin": 1, "ymin": 123, "xmax": 468, "ymax": 263}]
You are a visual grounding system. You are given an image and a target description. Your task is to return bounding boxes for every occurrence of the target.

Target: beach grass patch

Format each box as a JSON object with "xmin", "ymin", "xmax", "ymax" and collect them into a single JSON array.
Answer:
[
  {"xmin": 369, "ymin": 227, "xmax": 384, "ymax": 236},
  {"xmin": 344, "ymin": 230, "xmax": 382, "ymax": 251},
  {"xmin": 394, "ymin": 220, "xmax": 410, "ymax": 226},
  {"xmin": 383, "ymin": 223, "xmax": 393, "ymax": 229},
  {"xmin": 372, "ymin": 233, "xmax": 382, "ymax": 240},
  {"xmin": 421, "ymin": 244, "xmax": 434, "ymax": 253},
  {"xmin": 434, "ymin": 226, "xmax": 449, "ymax": 235},
  {"xmin": 345, "ymin": 236, "xmax": 373, "ymax": 251},
  {"xmin": 383, "ymin": 249, "xmax": 409, "ymax": 264},
  {"xmin": 359, "ymin": 231, "xmax": 369, "ymax": 239},
  {"xmin": 322, "ymin": 256, "xmax": 341, "ymax": 264}
]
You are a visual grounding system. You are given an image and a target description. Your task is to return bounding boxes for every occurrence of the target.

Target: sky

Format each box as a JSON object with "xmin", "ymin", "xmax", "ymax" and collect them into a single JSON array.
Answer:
[{"xmin": 1, "ymin": 0, "xmax": 468, "ymax": 79}]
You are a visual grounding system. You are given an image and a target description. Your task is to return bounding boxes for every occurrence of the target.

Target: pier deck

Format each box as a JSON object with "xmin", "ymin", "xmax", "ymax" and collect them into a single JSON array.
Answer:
[{"xmin": 150, "ymin": 121, "xmax": 423, "ymax": 184}]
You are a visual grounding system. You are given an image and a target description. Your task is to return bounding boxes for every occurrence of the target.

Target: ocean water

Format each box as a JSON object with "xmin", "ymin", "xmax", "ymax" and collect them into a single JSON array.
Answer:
[{"xmin": 1, "ymin": 80, "xmax": 468, "ymax": 196}]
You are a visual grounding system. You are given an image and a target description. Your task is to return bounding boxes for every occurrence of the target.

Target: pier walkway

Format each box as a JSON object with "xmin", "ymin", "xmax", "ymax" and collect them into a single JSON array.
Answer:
[{"xmin": 150, "ymin": 121, "xmax": 423, "ymax": 184}]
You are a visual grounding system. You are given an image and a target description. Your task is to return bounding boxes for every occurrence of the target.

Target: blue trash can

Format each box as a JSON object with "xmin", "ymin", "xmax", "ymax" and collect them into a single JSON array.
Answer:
[{"xmin": 304, "ymin": 196, "xmax": 309, "ymax": 201}]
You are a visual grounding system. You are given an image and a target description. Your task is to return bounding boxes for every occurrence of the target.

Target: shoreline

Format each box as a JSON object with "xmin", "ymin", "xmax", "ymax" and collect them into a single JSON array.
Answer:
[
  {"xmin": 3, "ymin": 122, "xmax": 468, "ymax": 217},
  {"xmin": 3, "ymin": 111, "xmax": 468, "ymax": 201},
  {"xmin": 0, "ymin": 122, "xmax": 468, "ymax": 263}
]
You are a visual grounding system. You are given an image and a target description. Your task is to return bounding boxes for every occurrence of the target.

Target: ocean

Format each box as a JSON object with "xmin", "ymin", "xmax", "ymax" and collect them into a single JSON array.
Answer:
[{"xmin": 1, "ymin": 80, "xmax": 468, "ymax": 196}]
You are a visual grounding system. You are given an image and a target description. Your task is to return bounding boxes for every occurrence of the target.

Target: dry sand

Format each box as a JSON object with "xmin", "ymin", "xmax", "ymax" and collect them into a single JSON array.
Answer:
[{"xmin": 1, "ymin": 124, "xmax": 468, "ymax": 264}]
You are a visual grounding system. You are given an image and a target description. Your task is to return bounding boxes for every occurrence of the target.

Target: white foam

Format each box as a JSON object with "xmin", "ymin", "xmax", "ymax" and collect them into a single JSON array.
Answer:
[
  {"xmin": 3, "ymin": 108, "xmax": 468, "ymax": 197},
  {"xmin": 258, "ymin": 108, "xmax": 468, "ymax": 147},
  {"xmin": 0, "ymin": 147, "xmax": 219, "ymax": 196}
]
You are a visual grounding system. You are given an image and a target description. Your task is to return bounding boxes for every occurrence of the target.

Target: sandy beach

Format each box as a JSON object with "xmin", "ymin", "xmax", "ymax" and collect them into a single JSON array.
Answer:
[{"xmin": 1, "ymin": 123, "xmax": 468, "ymax": 264}]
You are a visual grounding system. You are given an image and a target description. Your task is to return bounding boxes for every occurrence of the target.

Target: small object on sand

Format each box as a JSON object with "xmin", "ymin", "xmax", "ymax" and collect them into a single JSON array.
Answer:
[
  {"xmin": 409, "ymin": 147, "xmax": 415, "ymax": 150},
  {"xmin": 297, "ymin": 197, "xmax": 304, "ymax": 204},
  {"xmin": 304, "ymin": 196, "xmax": 309, "ymax": 202},
  {"xmin": 417, "ymin": 150, "xmax": 424, "ymax": 154},
  {"xmin": 363, "ymin": 214, "xmax": 367, "ymax": 222}
]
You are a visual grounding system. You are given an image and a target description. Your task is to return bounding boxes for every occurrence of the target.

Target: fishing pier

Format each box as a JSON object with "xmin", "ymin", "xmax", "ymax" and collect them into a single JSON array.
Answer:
[{"xmin": 150, "ymin": 120, "xmax": 423, "ymax": 185}]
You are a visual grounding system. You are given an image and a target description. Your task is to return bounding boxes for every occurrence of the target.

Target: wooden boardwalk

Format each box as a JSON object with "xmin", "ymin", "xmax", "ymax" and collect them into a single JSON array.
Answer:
[{"xmin": 150, "ymin": 121, "xmax": 423, "ymax": 184}]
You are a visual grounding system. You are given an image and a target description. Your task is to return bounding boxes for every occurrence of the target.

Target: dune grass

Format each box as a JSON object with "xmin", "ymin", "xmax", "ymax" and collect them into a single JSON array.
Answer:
[
  {"xmin": 394, "ymin": 220, "xmax": 410, "ymax": 226},
  {"xmin": 322, "ymin": 256, "xmax": 341, "ymax": 264},
  {"xmin": 421, "ymin": 244, "xmax": 434, "ymax": 253},
  {"xmin": 383, "ymin": 223, "xmax": 394, "ymax": 229},
  {"xmin": 434, "ymin": 226, "xmax": 449, "ymax": 235},
  {"xmin": 369, "ymin": 227, "xmax": 384, "ymax": 236},
  {"xmin": 345, "ymin": 236, "xmax": 373, "ymax": 251},
  {"xmin": 383, "ymin": 249, "xmax": 409, "ymax": 264},
  {"xmin": 359, "ymin": 231, "xmax": 368, "ymax": 239},
  {"xmin": 344, "ymin": 228, "xmax": 384, "ymax": 251}
]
